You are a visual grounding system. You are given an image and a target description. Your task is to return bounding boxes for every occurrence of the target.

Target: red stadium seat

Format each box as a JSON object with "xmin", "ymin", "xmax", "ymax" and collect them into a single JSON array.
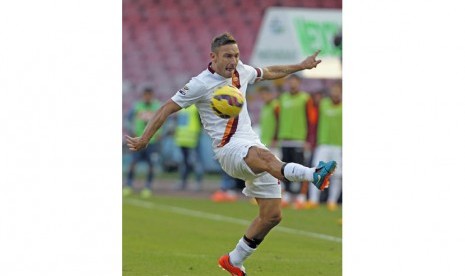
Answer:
[{"xmin": 123, "ymin": 0, "xmax": 341, "ymax": 99}]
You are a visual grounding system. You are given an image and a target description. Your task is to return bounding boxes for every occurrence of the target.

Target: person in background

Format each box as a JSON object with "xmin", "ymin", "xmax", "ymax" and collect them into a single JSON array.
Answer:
[
  {"xmin": 308, "ymin": 81, "xmax": 343, "ymax": 211},
  {"xmin": 174, "ymin": 104, "xmax": 204, "ymax": 191},
  {"xmin": 276, "ymin": 75, "xmax": 315, "ymax": 209},
  {"xmin": 257, "ymin": 85, "xmax": 279, "ymax": 149},
  {"xmin": 123, "ymin": 87, "xmax": 162, "ymax": 198},
  {"xmin": 307, "ymin": 90, "xmax": 325, "ymax": 168}
]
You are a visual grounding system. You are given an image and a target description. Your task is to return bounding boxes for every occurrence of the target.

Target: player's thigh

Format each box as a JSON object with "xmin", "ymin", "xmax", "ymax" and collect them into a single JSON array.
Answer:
[{"xmin": 243, "ymin": 146, "xmax": 280, "ymax": 175}]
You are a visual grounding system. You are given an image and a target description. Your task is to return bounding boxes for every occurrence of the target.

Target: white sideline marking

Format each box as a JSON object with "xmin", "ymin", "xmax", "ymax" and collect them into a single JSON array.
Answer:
[{"xmin": 125, "ymin": 198, "xmax": 342, "ymax": 243}]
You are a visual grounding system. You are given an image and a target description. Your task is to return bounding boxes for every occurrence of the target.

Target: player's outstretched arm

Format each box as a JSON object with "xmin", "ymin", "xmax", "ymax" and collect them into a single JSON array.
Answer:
[
  {"xmin": 262, "ymin": 50, "xmax": 321, "ymax": 80},
  {"xmin": 126, "ymin": 99, "xmax": 181, "ymax": 151}
]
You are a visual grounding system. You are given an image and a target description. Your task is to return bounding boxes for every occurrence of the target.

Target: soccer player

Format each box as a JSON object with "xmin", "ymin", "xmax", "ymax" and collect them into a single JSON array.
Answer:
[
  {"xmin": 123, "ymin": 87, "xmax": 161, "ymax": 198},
  {"xmin": 257, "ymin": 85, "xmax": 279, "ymax": 149},
  {"xmin": 174, "ymin": 104, "xmax": 204, "ymax": 191},
  {"xmin": 276, "ymin": 74, "xmax": 315, "ymax": 209},
  {"xmin": 308, "ymin": 81, "xmax": 343, "ymax": 211},
  {"xmin": 126, "ymin": 33, "xmax": 337, "ymax": 276}
]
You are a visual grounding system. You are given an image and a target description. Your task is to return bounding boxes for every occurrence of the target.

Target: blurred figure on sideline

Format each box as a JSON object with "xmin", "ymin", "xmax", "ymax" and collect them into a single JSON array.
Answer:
[
  {"xmin": 257, "ymin": 85, "xmax": 279, "ymax": 154},
  {"xmin": 277, "ymin": 75, "xmax": 315, "ymax": 209},
  {"xmin": 308, "ymin": 82, "xmax": 343, "ymax": 211},
  {"xmin": 174, "ymin": 105, "xmax": 204, "ymax": 191},
  {"xmin": 307, "ymin": 90, "xmax": 325, "ymax": 167},
  {"xmin": 123, "ymin": 87, "xmax": 162, "ymax": 198}
]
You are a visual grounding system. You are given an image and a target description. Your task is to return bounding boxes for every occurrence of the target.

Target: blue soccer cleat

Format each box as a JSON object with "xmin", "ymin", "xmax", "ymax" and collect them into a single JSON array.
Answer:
[{"xmin": 313, "ymin": 161, "xmax": 337, "ymax": 190}]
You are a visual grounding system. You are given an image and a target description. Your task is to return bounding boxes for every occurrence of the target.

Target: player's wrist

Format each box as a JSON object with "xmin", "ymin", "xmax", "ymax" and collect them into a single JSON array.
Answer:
[
  {"xmin": 140, "ymin": 136, "xmax": 150, "ymax": 145},
  {"xmin": 295, "ymin": 63, "xmax": 305, "ymax": 71}
]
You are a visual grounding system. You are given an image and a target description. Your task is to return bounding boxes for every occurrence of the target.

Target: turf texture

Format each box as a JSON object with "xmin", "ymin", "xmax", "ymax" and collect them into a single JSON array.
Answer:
[{"xmin": 123, "ymin": 195, "xmax": 342, "ymax": 275}]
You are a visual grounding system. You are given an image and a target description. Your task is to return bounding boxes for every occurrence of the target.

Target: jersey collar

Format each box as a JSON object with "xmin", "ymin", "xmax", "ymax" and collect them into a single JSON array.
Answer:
[
  {"xmin": 207, "ymin": 62, "xmax": 215, "ymax": 74},
  {"xmin": 207, "ymin": 62, "xmax": 240, "ymax": 89}
]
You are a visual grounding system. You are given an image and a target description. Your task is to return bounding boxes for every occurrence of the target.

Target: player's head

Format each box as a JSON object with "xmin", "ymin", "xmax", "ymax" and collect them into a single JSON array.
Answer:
[
  {"xmin": 210, "ymin": 33, "xmax": 239, "ymax": 79},
  {"xmin": 257, "ymin": 85, "xmax": 275, "ymax": 103},
  {"xmin": 329, "ymin": 81, "xmax": 342, "ymax": 104},
  {"xmin": 311, "ymin": 90, "xmax": 324, "ymax": 105},
  {"xmin": 142, "ymin": 87, "xmax": 154, "ymax": 103},
  {"xmin": 287, "ymin": 74, "xmax": 302, "ymax": 94}
]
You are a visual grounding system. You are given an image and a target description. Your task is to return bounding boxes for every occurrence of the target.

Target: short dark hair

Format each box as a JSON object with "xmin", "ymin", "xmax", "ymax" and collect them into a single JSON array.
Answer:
[
  {"xmin": 143, "ymin": 87, "xmax": 154, "ymax": 94},
  {"xmin": 288, "ymin": 74, "xmax": 302, "ymax": 81},
  {"xmin": 256, "ymin": 85, "xmax": 272, "ymax": 93},
  {"xmin": 211, "ymin": 33, "xmax": 237, "ymax": 52}
]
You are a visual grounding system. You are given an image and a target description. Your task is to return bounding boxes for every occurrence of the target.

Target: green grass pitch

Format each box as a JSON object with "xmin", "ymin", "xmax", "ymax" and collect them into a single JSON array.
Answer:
[{"xmin": 123, "ymin": 195, "xmax": 342, "ymax": 275}]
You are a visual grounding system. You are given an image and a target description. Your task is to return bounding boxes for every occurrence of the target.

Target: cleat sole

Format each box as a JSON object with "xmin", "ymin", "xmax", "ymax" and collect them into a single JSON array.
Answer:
[{"xmin": 319, "ymin": 164, "xmax": 337, "ymax": 191}]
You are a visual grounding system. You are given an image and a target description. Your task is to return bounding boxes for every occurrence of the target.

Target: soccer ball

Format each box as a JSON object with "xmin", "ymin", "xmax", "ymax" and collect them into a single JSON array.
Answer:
[{"xmin": 210, "ymin": 85, "xmax": 244, "ymax": 119}]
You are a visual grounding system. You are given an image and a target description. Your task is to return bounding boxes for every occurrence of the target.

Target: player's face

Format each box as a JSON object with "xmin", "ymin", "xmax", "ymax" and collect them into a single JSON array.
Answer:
[
  {"xmin": 211, "ymin": 44, "xmax": 240, "ymax": 78},
  {"xmin": 259, "ymin": 90, "xmax": 274, "ymax": 103},
  {"xmin": 312, "ymin": 92, "xmax": 323, "ymax": 105},
  {"xmin": 288, "ymin": 78, "xmax": 301, "ymax": 93},
  {"xmin": 143, "ymin": 92, "xmax": 153, "ymax": 103},
  {"xmin": 329, "ymin": 85, "xmax": 342, "ymax": 104}
]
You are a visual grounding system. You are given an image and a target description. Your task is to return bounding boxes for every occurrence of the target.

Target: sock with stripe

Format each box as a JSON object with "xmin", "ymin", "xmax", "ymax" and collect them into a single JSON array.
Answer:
[
  {"xmin": 228, "ymin": 236, "xmax": 258, "ymax": 267},
  {"xmin": 282, "ymin": 163, "xmax": 315, "ymax": 183}
]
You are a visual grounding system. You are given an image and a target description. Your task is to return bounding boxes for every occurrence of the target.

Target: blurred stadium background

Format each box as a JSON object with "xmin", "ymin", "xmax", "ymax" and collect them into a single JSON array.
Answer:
[{"xmin": 122, "ymin": 0, "xmax": 342, "ymax": 177}]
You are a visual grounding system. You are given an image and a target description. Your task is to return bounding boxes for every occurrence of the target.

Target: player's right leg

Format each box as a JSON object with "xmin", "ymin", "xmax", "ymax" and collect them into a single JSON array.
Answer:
[{"xmin": 243, "ymin": 146, "xmax": 336, "ymax": 190}]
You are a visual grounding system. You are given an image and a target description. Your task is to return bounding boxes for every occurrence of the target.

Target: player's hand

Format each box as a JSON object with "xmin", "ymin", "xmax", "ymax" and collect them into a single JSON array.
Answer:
[
  {"xmin": 125, "ymin": 135, "xmax": 148, "ymax": 151},
  {"xmin": 300, "ymin": 50, "xmax": 322, "ymax": 70}
]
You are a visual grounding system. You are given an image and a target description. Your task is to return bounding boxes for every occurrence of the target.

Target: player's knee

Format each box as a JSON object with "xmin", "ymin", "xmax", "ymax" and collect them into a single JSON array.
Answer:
[{"xmin": 263, "ymin": 210, "xmax": 282, "ymax": 227}]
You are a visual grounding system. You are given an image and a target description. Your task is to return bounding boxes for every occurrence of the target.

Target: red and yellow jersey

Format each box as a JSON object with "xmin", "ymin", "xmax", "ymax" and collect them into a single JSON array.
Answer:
[{"xmin": 171, "ymin": 60, "xmax": 263, "ymax": 151}]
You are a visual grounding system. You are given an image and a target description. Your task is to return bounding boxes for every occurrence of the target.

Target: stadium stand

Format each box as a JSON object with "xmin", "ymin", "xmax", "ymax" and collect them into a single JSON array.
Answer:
[{"xmin": 123, "ymin": 0, "xmax": 341, "ymax": 112}]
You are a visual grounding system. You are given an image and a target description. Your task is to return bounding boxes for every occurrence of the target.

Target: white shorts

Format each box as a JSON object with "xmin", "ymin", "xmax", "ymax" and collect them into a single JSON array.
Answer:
[
  {"xmin": 312, "ymin": 145, "xmax": 342, "ymax": 177},
  {"xmin": 215, "ymin": 138, "xmax": 282, "ymax": 199}
]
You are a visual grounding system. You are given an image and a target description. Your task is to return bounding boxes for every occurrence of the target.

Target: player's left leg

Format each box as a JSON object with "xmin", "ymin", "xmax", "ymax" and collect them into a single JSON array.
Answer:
[
  {"xmin": 221, "ymin": 198, "xmax": 281, "ymax": 274},
  {"xmin": 244, "ymin": 198, "xmax": 282, "ymax": 241}
]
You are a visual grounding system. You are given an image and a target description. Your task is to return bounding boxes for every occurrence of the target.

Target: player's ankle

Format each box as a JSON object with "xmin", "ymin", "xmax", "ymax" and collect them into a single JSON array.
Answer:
[{"xmin": 282, "ymin": 163, "xmax": 315, "ymax": 182}]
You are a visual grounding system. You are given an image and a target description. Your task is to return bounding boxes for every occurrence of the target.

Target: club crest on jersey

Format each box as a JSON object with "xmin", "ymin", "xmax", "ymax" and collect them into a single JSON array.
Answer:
[{"xmin": 178, "ymin": 85, "xmax": 189, "ymax": 95}]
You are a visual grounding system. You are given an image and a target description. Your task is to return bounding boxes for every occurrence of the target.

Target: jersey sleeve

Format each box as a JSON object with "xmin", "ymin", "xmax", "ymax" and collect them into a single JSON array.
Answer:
[
  {"xmin": 171, "ymin": 78, "xmax": 206, "ymax": 108},
  {"xmin": 241, "ymin": 61, "xmax": 263, "ymax": 84}
]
